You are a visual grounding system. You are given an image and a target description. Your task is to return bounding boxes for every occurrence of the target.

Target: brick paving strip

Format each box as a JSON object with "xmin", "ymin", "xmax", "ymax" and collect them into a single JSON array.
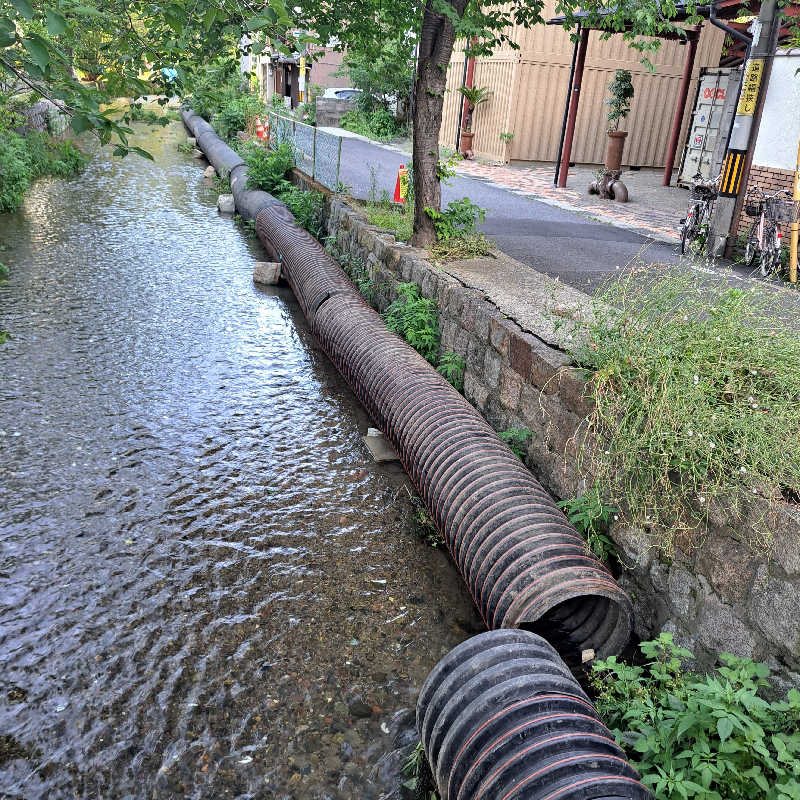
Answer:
[{"xmin": 455, "ymin": 159, "xmax": 682, "ymax": 244}]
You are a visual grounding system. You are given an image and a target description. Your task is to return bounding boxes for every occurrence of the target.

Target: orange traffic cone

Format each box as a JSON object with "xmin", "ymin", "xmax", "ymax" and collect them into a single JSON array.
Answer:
[
  {"xmin": 255, "ymin": 116, "xmax": 266, "ymax": 143},
  {"xmin": 394, "ymin": 164, "xmax": 408, "ymax": 204}
]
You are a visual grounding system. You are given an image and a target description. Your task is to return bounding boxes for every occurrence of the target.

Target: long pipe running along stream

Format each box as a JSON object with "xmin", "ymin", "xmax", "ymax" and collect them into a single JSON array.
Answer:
[{"xmin": 181, "ymin": 110, "xmax": 633, "ymax": 660}]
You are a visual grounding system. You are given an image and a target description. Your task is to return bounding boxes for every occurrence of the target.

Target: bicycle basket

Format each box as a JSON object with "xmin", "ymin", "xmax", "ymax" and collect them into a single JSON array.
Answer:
[
  {"xmin": 765, "ymin": 196, "xmax": 800, "ymax": 223},
  {"xmin": 744, "ymin": 198, "xmax": 764, "ymax": 217}
]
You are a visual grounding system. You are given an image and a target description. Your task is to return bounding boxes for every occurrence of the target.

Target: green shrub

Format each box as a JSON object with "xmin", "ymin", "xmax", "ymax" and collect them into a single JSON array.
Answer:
[
  {"xmin": 592, "ymin": 633, "xmax": 800, "ymax": 800},
  {"xmin": 499, "ymin": 427, "xmax": 532, "ymax": 460},
  {"xmin": 425, "ymin": 197, "xmax": 485, "ymax": 241},
  {"xmin": 213, "ymin": 93, "xmax": 264, "ymax": 142},
  {"xmin": 243, "ymin": 142, "xmax": 295, "ymax": 193},
  {"xmin": 0, "ymin": 131, "xmax": 32, "ymax": 212},
  {"xmin": 557, "ymin": 486, "xmax": 617, "ymax": 561},
  {"xmin": 564, "ymin": 265, "xmax": 800, "ymax": 556},
  {"xmin": 383, "ymin": 282, "xmax": 440, "ymax": 364},
  {"xmin": 276, "ymin": 182, "xmax": 325, "ymax": 239},
  {"xmin": 436, "ymin": 351, "xmax": 465, "ymax": 392},
  {"xmin": 340, "ymin": 108, "xmax": 406, "ymax": 141},
  {"xmin": 0, "ymin": 131, "xmax": 86, "ymax": 213}
]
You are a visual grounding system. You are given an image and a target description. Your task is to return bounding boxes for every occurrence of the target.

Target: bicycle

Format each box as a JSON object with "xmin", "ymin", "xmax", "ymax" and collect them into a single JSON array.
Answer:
[
  {"xmin": 743, "ymin": 186, "xmax": 800, "ymax": 278},
  {"xmin": 680, "ymin": 172, "xmax": 720, "ymax": 256}
]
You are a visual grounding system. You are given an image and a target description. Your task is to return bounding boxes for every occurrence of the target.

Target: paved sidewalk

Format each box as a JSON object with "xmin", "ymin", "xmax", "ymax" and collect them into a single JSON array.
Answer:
[{"xmin": 454, "ymin": 160, "xmax": 683, "ymax": 244}]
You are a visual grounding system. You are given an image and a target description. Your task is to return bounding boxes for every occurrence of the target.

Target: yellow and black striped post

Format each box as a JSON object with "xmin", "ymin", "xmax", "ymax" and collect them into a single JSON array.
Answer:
[{"xmin": 719, "ymin": 149, "xmax": 748, "ymax": 198}]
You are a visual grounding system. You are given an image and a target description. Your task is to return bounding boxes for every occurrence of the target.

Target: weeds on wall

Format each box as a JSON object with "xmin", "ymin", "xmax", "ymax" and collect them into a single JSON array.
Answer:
[
  {"xmin": 499, "ymin": 427, "xmax": 533, "ymax": 460},
  {"xmin": 436, "ymin": 352, "xmax": 465, "ymax": 393},
  {"xmin": 592, "ymin": 633, "xmax": 800, "ymax": 800},
  {"xmin": 383, "ymin": 282, "xmax": 440, "ymax": 364},
  {"xmin": 562, "ymin": 264, "xmax": 800, "ymax": 556},
  {"xmin": 275, "ymin": 181, "xmax": 325, "ymax": 239},
  {"xmin": 326, "ymin": 244, "xmax": 377, "ymax": 306},
  {"xmin": 557, "ymin": 487, "xmax": 617, "ymax": 562}
]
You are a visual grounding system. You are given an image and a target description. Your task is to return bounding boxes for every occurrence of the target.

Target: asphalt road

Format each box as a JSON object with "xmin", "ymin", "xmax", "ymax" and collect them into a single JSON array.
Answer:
[{"xmin": 337, "ymin": 134, "xmax": 687, "ymax": 292}]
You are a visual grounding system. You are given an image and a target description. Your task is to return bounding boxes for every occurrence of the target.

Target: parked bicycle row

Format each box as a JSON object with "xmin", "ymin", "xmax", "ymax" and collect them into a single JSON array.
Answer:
[{"xmin": 679, "ymin": 171, "xmax": 800, "ymax": 281}]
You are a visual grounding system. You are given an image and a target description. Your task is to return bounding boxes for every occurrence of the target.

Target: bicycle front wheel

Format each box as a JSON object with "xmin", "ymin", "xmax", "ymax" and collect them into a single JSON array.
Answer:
[
  {"xmin": 745, "ymin": 222, "xmax": 760, "ymax": 270},
  {"xmin": 680, "ymin": 223, "xmax": 690, "ymax": 255}
]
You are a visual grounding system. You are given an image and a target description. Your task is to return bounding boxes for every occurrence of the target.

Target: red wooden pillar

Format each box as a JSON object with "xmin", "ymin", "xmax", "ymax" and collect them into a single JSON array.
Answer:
[
  {"xmin": 662, "ymin": 31, "xmax": 699, "ymax": 186},
  {"xmin": 558, "ymin": 27, "xmax": 589, "ymax": 188},
  {"xmin": 460, "ymin": 52, "xmax": 476, "ymax": 131}
]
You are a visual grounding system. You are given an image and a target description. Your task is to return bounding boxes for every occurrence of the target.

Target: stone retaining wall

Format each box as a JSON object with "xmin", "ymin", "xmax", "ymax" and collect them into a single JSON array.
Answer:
[{"xmin": 320, "ymin": 193, "xmax": 800, "ymax": 690}]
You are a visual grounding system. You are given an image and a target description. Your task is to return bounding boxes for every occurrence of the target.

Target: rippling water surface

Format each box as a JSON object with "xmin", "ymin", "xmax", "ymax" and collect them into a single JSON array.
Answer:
[{"xmin": 0, "ymin": 122, "xmax": 478, "ymax": 799}]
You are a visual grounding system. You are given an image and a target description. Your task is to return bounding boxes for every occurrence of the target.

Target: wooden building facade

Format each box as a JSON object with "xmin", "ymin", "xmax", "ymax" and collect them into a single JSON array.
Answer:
[{"xmin": 440, "ymin": 8, "xmax": 726, "ymax": 167}]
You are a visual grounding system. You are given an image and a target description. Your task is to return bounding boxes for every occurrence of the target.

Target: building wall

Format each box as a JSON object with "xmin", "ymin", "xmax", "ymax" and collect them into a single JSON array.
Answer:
[
  {"xmin": 733, "ymin": 49, "xmax": 800, "ymax": 246},
  {"xmin": 310, "ymin": 49, "xmax": 347, "ymax": 90},
  {"xmin": 752, "ymin": 49, "xmax": 800, "ymax": 171},
  {"xmin": 441, "ymin": 7, "xmax": 725, "ymax": 166}
]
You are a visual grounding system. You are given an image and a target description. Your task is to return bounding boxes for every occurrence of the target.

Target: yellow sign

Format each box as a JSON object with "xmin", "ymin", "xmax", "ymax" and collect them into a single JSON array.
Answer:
[
  {"xmin": 737, "ymin": 59, "xmax": 764, "ymax": 116},
  {"xmin": 299, "ymin": 56, "xmax": 306, "ymax": 72}
]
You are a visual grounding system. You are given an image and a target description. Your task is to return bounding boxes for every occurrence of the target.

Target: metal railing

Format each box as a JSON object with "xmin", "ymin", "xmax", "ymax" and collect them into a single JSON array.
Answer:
[{"xmin": 267, "ymin": 111, "xmax": 343, "ymax": 192}]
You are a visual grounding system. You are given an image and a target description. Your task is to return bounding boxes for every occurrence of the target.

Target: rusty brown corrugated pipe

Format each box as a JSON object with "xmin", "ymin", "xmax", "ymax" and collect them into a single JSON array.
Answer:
[{"xmin": 254, "ymin": 204, "xmax": 633, "ymax": 659}]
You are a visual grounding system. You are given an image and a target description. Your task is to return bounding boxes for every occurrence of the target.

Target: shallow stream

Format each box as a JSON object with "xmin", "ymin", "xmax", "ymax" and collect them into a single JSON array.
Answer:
[{"xmin": 0, "ymin": 122, "xmax": 478, "ymax": 799}]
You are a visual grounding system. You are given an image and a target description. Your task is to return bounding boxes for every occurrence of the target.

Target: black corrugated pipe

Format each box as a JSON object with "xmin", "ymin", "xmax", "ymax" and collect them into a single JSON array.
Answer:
[
  {"xmin": 184, "ymin": 112, "xmax": 634, "ymax": 659},
  {"xmin": 181, "ymin": 109, "xmax": 284, "ymax": 223},
  {"xmin": 255, "ymin": 203, "xmax": 633, "ymax": 659},
  {"xmin": 417, "ymin": 630, "xmax": 653, "ymax": 800}
]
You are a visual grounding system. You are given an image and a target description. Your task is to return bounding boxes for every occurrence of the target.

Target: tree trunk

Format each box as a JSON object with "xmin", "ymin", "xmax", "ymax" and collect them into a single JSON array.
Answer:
[{"xmin": 410, "ymin": 0, "xmax": 465, "ymax": 248}]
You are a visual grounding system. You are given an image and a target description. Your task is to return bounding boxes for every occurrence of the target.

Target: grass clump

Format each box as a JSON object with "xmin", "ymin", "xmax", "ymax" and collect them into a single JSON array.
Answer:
[
  {"xmin": 384, "ymin": 282, "xmax": 440, "ymax": 364},
  {"xmin": 430, "ymin": 233, "xmax": 494, "ymax": 262},
  {"xmin": 401, "ymin": 741, "xmax": 439, "ymax": 799},
  {"xmin": 366, "ymin": 203, "xmax": 413, "ymax": 243},
  {"xmin": 592, "ymin": 633, "xmax": 800, "ymax": 800},
  {"xmin": 565, "ymin": 265, "xmax": 800, "ymax": 555}
]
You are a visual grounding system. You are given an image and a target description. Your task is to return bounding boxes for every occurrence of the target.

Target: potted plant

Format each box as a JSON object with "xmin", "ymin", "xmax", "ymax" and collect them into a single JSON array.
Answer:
[
  {"xmin": 499, "ymin": 131, "xmax": 514, "ymax": 164},
  {"xmin": 604, "ymin": 69, "xmax": 634, "ymax": 171},
  {"xmin": 457, "ymin": 85, "xmax": 492, "ymax": 156}
]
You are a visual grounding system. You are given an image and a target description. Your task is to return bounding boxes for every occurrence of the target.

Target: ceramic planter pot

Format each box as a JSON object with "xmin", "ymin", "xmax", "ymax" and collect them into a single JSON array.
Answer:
[{"xmin": 605, "ymin": 130, "xmax": 628, "ymax": 171}]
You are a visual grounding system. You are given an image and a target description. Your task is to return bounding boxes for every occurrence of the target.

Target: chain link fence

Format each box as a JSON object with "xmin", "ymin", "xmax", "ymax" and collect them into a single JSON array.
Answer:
[{"xmin": 267, "ymin": 111, "xmax": 343, "ymax": 192}]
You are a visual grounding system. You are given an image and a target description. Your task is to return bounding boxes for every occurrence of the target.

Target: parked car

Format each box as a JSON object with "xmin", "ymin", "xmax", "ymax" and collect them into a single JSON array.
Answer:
[{"xmin": 321, "ymin": 87, "xmax": 362, "ymax": 102}]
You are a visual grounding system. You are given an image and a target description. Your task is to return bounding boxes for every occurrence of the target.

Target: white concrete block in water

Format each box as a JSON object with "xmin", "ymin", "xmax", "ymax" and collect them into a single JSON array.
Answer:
[
  {"xmin": 187, "ymin": 136, "xmax": 197, "ymax": 146},
  {"xmin": 217, "ymin": 194, "xmax": 235, "ymax": 214},
  {"xmin": 363, "ymin": 428, "xmax": 399, "ymax": 462},
  {"xmin": 253, "ymin": 262, "xmax": 282, "ymax": 285},
  {"xmin": 203, "ymin": 165, "xmax": 216, "ymax": 178}
]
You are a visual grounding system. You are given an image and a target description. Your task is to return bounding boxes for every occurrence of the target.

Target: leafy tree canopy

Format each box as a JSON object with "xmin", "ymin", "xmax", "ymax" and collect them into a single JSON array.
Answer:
[{"xmin": 0, "ymin": 0, "xmax": 292, "ymax": 155}]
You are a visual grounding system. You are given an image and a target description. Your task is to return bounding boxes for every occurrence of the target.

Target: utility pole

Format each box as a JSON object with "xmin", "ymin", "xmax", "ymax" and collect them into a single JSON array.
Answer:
[{"xmin": 709, "ymin": 0, "xmax": 781, "ymax": 258}]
